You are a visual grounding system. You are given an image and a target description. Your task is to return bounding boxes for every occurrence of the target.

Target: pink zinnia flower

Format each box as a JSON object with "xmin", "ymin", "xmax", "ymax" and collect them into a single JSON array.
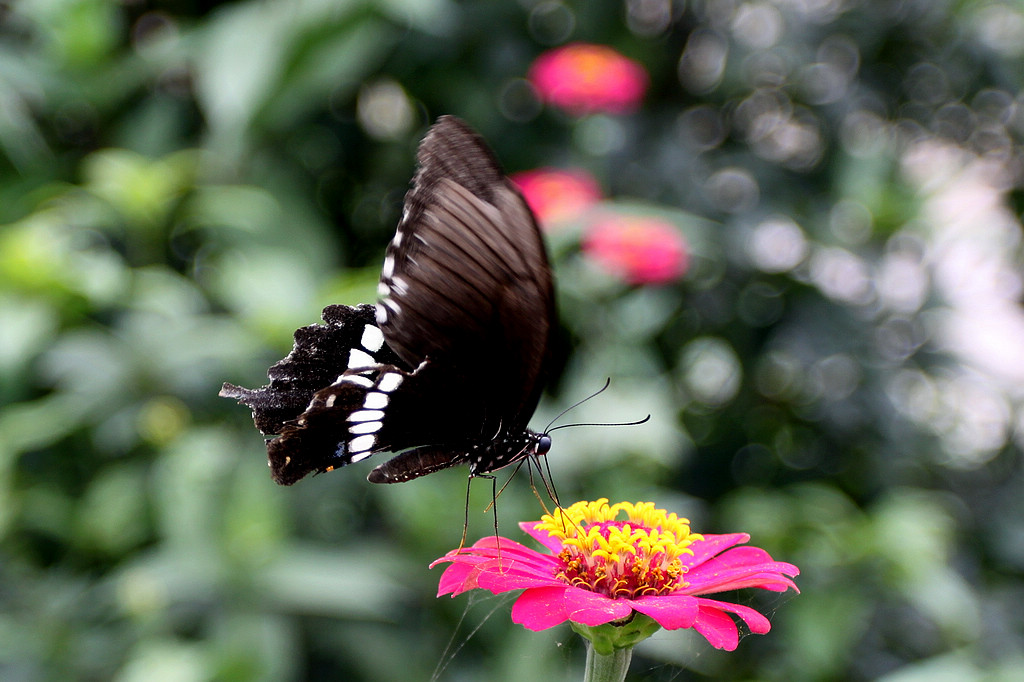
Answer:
[
  {"xmin": 528, "ymin": 43, "xmax": 649, "ymax": 115},
  {"xmin": 511, "ymin": 167, "xmax": 602, "ymax": 228},
  {"xmin": 583, "ymin": 215, "xmax": 689, "ymax": 285},
  {"xmin": 433, "ymin": 499, "xmax": 799, "ymax": 651}
]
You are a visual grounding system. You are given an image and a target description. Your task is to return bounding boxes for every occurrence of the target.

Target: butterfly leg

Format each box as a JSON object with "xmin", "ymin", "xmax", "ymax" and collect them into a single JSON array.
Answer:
[
  {"xmin": 487, "ymin": 459, "xmax": 528, "ymax": 511},
  {"xmin": 481, "ymin": 473, "xmax": 504, "ymax": 569},
  {"xmin": 460, "ymin": 472, "xmax": 506, "ymax": 567},
  {"xmin": 458, "ymin": 472, "xmax": 496, "ymax": 551},
  {"xmin": 458, "ymin": 474, "xmax": 473, "ymax": 552}
]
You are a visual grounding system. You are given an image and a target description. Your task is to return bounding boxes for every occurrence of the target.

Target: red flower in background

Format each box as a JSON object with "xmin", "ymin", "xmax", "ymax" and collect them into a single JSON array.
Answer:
[
  {"xmin": 512, "ymin": 168, "xmax": 602, "ymax": 228},
  {"xmin": 583, "ymin": 215, "xmax": 689, "ymax": 284},
  {"xmin": 528, "ymin": 43, "xmax": 648, "ymax": 115}
]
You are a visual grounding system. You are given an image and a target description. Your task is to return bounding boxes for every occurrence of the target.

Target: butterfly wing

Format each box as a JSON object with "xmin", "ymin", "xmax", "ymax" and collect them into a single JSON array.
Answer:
[
  {"xmin": 221, "ymin": 116, "xmax": 554, "ymax": 485},
  {"xmin": 219, "ymin": 304, "xmax": 400, "ymax": 436},
  {"xmin": 220, "ymin": 305, "xmax": 412, "ymax": 484},
  {"xmin": 375, "ymin": 116, "xmax": 554, "ymax": 441}
]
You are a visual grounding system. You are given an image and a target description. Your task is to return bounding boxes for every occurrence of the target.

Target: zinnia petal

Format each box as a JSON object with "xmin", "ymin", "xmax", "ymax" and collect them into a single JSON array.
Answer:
[
  {"xmin": 698, "ymin": 599, "xmax": 773, "ymax": 635},
  {"xmin": 511, "ymin": 586, "xmax": 573, "ymax": 630},
  {"xmin": 563, "ymin": 588, "xmax": 634, "ymax": 626},
  {"xmin": 684, "ymin": 545, "xmax": 800, "ymax": 595},
  {"xmin": 631, "ymin": 594, "xmax": 700, "ymax": 629},
  {"xmin": 434, "ymin": 538, "xmax": 563, "ymax": 596},
  {"xmin": 432, "ymin": 537, "xmax": 557, "ymax": 571},
  {"xmin": 475, "ymin": 563, "xmax": 563, "ymax": 592},
  {"xmin": 520, "ymin": 520, "xmax": 565, "ymax": 553},
  {"xmin": 692, "ymin": 603, "xmax": 741, "ymax": 650},
  {"xmin": 679, "ymin": 533, "xmax": 750, "ymax": 569},
  {"xmin": 512, "ymin": 585, "xmax": 635, "ymax": 630},
  {"xmin": 436, "ymin": 561, "xmax": 480, "ymax": 596}
]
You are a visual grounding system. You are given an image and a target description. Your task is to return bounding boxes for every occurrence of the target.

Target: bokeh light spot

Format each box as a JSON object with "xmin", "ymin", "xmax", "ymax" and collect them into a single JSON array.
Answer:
[
  {"xmin": 809, "ymin": 246, "xmax": 873, "ymax": 305},
  {"xmin": 731, "ymin": 2, "xmax": 784, "ymax": 50},
  {"xmin": 677, "ymin": 105, "xmax": 727, "ymax": 152},
  {"xmin": 747, "ymin": 216, "xmax": 809, "ymax": 273},
  {"xmin": 705, "ymin": 167, "xmax": 760, "ymax": 213},
  {"xmin": 357, "ymin": 79, "xmax": 415, "ymax": 141},
  {"xmin": 626, "ymin": 0, "xmax": 674, "ymax": 37},
  {"xmin": 678, "ymin": 29, "xmax": 728, "ymax": 93},
  {"xmin": 528, "ymin": 1, "xmax": 576, "ymax": 45},
  {"xmin": 681, "ymin": 337, "xmax": 742, "ymax": 407}
]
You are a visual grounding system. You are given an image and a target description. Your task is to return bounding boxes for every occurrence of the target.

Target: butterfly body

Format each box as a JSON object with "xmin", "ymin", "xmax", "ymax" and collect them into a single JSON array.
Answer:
[{"xmin": 221, "ymin": 116, "xmax": 554, "ymax": 485}]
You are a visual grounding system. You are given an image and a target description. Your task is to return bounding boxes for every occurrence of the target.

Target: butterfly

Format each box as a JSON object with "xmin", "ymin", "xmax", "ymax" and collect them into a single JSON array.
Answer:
[{"xmin": 220, "ymin": 116, "xmax": 555, "ymax": 486}]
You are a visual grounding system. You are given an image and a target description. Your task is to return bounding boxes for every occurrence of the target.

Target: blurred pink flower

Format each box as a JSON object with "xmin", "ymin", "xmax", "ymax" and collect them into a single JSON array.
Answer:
[
  {"xmin": 583, "ymin": 215, "xmax": 689, "ymax": 284},
  {"xmin": 432, "ymin": 499, "xmax": 800, "ymax": 651},
  {"xmin": 528, "ymin": 43, "xmax": 649, "ymax": 115},
  {"xmin": 511, "ymin": 167, "xmax": 602, "ymax": 228}
]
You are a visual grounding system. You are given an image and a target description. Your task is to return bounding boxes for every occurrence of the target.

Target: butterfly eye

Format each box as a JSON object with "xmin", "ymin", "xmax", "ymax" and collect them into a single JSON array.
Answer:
[{"xmin": 535, "ymin": 434, "xmax": 552, "ymax": 455}]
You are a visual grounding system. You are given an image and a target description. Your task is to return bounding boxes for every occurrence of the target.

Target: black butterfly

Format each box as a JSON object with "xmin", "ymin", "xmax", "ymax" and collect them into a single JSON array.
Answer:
[{"xmin": 220, "ymin": 116, "xmax": 555, "ymax": 486}]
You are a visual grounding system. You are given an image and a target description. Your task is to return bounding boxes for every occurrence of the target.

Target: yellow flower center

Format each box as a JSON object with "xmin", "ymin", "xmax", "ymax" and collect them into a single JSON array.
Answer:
[{"xmin": 535, "ymin": 499, "xmax": 703, "ymax": 599}]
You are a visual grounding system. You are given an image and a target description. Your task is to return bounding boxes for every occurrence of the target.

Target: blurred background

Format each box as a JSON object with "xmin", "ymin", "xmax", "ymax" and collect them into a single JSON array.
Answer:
[{"xmin": 2, "ymin": 0, "xmax": 1023, "ymax": 680}]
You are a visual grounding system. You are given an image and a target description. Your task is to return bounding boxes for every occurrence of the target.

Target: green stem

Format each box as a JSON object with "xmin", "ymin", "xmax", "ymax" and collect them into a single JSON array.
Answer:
[{"xmin": 584, "ymin": 642, "xmax": 632, "ymax": 682}]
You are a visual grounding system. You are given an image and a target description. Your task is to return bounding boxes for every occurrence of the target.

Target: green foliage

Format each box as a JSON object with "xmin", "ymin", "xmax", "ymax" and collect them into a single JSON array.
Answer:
[{"xmin": 2, "ymin": 1, "xmax": 1023, "ymax": 680}]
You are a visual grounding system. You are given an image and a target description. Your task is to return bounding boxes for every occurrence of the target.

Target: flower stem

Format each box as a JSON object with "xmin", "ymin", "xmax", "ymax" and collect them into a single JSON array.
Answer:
[{"xmin": 584, "ymin": 642, "xmax": 632, "ymax": 682}]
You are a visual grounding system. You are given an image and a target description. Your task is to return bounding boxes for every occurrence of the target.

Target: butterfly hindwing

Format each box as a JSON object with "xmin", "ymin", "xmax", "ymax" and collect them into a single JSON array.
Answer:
[
  {"xmin": 267, "ymin": 363, "xmax": 411, "ymax": 484},
  {"xmin": 220, "ymin": 305, "xmax": 400, "ymax": 435}
]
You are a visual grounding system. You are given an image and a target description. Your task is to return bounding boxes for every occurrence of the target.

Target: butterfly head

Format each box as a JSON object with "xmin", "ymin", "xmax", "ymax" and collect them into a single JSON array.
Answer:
[
  {"xmin": 534, "ymin": 432, "xmax": 552, "ymax": 456},
  {"xmin": 467, "ymin": 428, "xmax": 552, "ymax": 477}
]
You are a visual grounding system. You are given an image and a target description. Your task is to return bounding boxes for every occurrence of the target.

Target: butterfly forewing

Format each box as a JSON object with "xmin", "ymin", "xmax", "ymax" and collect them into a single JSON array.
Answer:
[
  {"xmin": 377, "ymin": 118, "xmax": 554, "ymax": 436},
  {"xmin": 221, "ymin": 116, "xmax": 555, "ymax": 485}
]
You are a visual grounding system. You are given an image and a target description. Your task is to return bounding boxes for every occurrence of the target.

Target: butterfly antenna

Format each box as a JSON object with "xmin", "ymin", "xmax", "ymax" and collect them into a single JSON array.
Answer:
[
  {"xmin": 547, "ymin": 414, "xmax": 651, "ymax": 433},
  {"xmin": 542, "ymin": 377, "xmax": 612, "ymax": 433}
]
